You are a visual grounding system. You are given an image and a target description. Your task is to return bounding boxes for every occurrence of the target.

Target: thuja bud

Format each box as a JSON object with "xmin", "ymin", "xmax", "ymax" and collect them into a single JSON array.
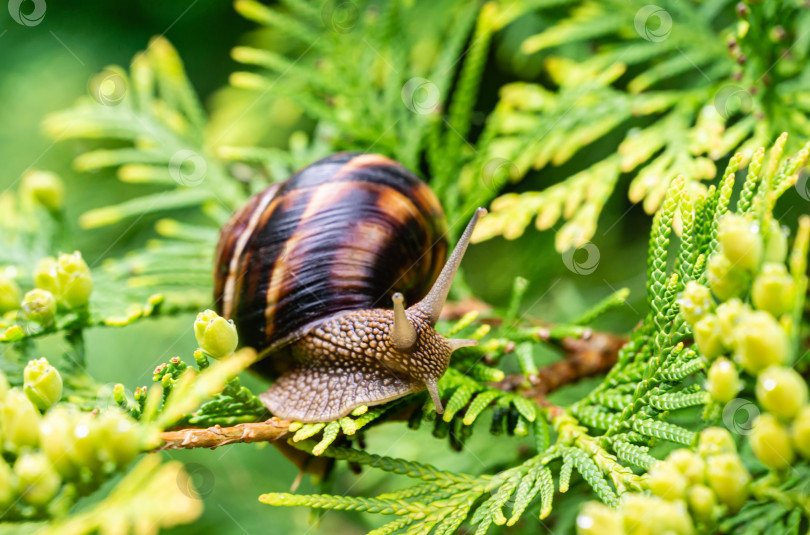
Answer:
[
  {"xmin": 22, "ymin": 289, "xmax": 56, "ymax": 327},
  {"xmin": 112, "ymin": 383, "xmax": 128, "ymax": 407},
  {"xmin": 39, "ymin": 406, "xmax": 80, "ymax": 478},
  {"xmin": 576, "ymin": 501, "xmax": 623, "ymax": 535},
  {"xmin": 20, "ymin": 169, "xmax": 65, "ymax": 212},
  {"xmin": 193, "ymin": 349, "xmax": 209, "ymax": 369},
  {"xmin": 194, "ymin": 309, "xmax": 238, "ymax": 359},
  {"xmin": 763, "ymin": 219, "xmax": 788, "ymax": 263},
  {"xmin": 33, "ymin": 257, "xmax": 59, "ymax": 295},
  {"xmin": 678, "ymin": 281, "xmax": 714, "ymax": 325},
  {"xmin": 0, "ymin": 459, "xmax": 12, "ymax": 506},
  {"xmin": 751, "ymin": 263, "xmax": 795, "ymax": 317},
  {"xmin": 0, "ymin": 273, "xmax": 21, "ymax": 313},
  {"xmin": 705, "ymin": 453, "xmax": 750, "ymax": 512},
  {"xmin": 756, "ymin": 365, "xmax": 808, "ymax": 421},
  {"xmin": 698, "ymin": 427, "xmax": 737, "ymax": 458},
  {"xmin": 733, "ymin": 311, "xmax": 790, "ymax": 374},
  {"xmin": 687, "ymin": 484, "xmax": 717, "ymax": 522},
  {"xmin": 98, "ymin": 409, "xmax": 141, "ymax": 468},
  {"xmin": 707, "ymin": 253, "xmax": 749, "ymax": 301},
  {"xmin": 693, "ymin": 315, "xmax": 726, "ymax": 360},
  {"xmin": 1, "ymin": 388, "xmax": 41, "ymax": 452},
  {"xmin": 621, "ymin": 494, "xmax": 694, "ymax": 535},
  {"xmin": 666, "ymin": 449, "xmax": 706, "ymax": 484},
  {"xmin": 716, "ymin": 298, "xmax": 748, "ymax": 346},
  {"xmin": 68, "ymin": 412, "xmax": 104, "ymax": 471},
  {"xmin": 791, "ymin": 406, "xmax": 810, "ymax": 459},
  {"xmin": 55, "ymin": 251, "xmax": 93, "ymax": 308},
  {"xmin": 14, "ymin": 452, "xmax": 61, "ymax": 506},
  {"xmin": 717, "ymin": 213, "xmax": 763, "ymax": 271},
  {"xmin": 750, "ymin": 413, "xmax": 795, "ymax": 470},
  {"xmin": 707, "ymin": 357, "xmax": 741, "ymax": 403},
  {"xmin": 646, "ymin": 461, "xmax": 688, "ymax": 499},
  {"xmin": 23, "ymin": 357, "xmax": 63, "ymax": 411}
]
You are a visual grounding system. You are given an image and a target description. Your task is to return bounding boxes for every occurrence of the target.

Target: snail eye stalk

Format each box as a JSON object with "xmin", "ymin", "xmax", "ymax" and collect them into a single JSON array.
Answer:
[
  {"xmin": 414, "ymin": 208, "xmax": 486, "ymax": 326},
  {"xmin": 391, "ymin": 292, "xmax": 417, "ymax": 351}
]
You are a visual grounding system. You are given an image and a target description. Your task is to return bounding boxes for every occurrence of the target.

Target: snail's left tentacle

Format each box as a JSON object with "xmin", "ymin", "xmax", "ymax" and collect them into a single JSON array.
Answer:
[{"xmin": 414, "ymin": 207, "xmax": 486, "ymax": 326}]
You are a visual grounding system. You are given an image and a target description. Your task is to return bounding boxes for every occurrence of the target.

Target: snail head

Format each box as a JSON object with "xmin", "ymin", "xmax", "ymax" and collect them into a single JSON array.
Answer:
[{"xmin": 385, "ymin": 207, "xmax": 486, "ymax": 413}]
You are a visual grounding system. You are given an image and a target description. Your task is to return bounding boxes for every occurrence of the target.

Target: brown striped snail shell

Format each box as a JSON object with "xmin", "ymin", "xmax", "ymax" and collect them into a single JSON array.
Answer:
[{"xmin": 214, "ymin": 152, "xmax": 484, "ymax": 423}]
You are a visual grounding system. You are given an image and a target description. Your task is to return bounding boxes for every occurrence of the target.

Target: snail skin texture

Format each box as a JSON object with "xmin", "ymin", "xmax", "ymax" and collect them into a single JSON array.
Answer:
[{"xmin": 214, "ymin": 152, "xmax": 484, "ymax": 422}]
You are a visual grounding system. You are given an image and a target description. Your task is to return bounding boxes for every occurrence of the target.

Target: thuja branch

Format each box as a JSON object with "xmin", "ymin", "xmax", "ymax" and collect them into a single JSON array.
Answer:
[
  {"xmin": 158, "ymin": 418, "xmax": 291, "ymax": 450},
  {"xmin": 494, "ymin": 330, "xmax": 627, "ymax": 398}
]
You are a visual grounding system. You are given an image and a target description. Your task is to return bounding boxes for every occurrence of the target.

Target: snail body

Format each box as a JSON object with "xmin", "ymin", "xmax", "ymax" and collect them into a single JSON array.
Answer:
[{"xmin": 214, "ymin": 153, "xmax": 483, "ymax": 422}]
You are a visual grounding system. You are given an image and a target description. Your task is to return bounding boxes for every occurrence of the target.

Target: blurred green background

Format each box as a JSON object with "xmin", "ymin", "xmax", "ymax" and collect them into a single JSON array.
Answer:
[{"xmin": 5, "ymin": 1, "xmax": 805, "ymax": 533}]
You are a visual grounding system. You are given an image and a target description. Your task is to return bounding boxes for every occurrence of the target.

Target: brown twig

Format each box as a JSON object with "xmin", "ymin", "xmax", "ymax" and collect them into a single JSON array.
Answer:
[
  {"xmin": 492, "ymin": 329, "xmax": 627, "ymax": 407},
  {"xmin": 158, "ymin": 418, "xmax": 291, "ymax": 450}
]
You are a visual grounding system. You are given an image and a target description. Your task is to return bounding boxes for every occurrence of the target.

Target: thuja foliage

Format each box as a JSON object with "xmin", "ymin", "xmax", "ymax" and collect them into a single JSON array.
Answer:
[
  {"xmin": 475, "ymin": 0, "xmax": 810, "ymax": 251},
  {"xmin": 1, "ymin": 1, "xmax": 810, "ymax": 534},
  {"xmin": 40, "ymin": 0, "xmax": 810, "ymax": 297}
]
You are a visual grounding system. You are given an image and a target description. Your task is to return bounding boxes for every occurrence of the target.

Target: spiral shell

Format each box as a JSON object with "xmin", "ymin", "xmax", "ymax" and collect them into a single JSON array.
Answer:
[{"xmin": 214, "ymin": 153, "xmax": 448, "ymax": 375}]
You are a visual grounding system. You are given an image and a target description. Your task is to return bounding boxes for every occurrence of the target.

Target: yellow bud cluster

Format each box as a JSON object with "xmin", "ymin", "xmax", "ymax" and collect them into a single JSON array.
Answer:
[
  {"xmin": 681, "ymin": 213, "xmax": 809, "ymax": 473},
  {"xmin": 577, "ymin": 428, "xmax": 752, "ymax": 534},
  {"xmin": 577, "ymin": 491, "xmax": 695, "ymax": 535},
  {"xmin": 747, "ymin": 364, "xmax": 810, "ymax": 470},
  {"xmin": 0, "ymin": 365, "xmax": 150, "ymax": 520},
  {"xmin": 33, "ymin": 252, "xmax": 94, "ymax": 310},
  {"xmin": 680, "ymin": 213, "xmax": 798, "ymax": 390}
]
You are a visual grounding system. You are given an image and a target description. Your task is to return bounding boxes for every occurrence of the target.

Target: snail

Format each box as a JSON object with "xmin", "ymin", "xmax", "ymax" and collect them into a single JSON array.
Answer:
[{"xmin": 214, "ymin": 152, "xmax": 484, "ymax": 423}]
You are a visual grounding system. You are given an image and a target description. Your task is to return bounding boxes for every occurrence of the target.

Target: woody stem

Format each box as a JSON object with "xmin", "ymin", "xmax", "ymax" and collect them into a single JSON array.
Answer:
[{"xmin": 157, "ymin": 418, "xmax": 291, "ymax": 450}]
